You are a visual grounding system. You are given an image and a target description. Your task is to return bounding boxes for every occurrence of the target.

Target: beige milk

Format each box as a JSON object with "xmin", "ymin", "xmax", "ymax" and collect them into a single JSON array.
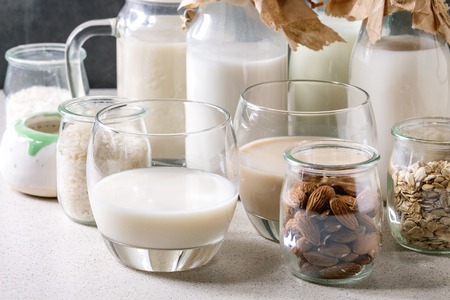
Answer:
[{"xmin": 239, "ymin": 136, "xmax": 305, "ymax": 222}]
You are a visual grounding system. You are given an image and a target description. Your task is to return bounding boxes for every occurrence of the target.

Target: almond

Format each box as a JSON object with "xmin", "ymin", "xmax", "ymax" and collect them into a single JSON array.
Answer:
[
  {"xmin": 351, "ymin": 232, "xmax": 381, "ymax": 256},
  {"xmin": 317, "ymin": 242, "xmax": 351, "ymax": 258},
  {"xmin": 330, "ymin": 197, "xmax": 359, "ymax": 230},
  {"xmin": 284, "ymin": 218, "xmax": 302, "ymax": 238},
  {"xmin": 323, "ymin": 217, "xmax": 343, "ymax": 233},
  {"xmin": 330, "ymin": 179, "xmax": 357, "ymax": 197},
  {"xmin": 284, "ymin": 187, "xmax": 307, "ymax": 209},
  {"xmin": 337, "ymin": 195, "xmax": 357, "ymax": 209},
  {"xmin": 356, "ymin": 187, "xmax": 380, "ymax": 214},
  {"xmin": 295, "ymin": 236, "xmax": 315, "ymax": 254},
  {"xmin": 306, "ymin": 185, "xmax": 335, "ymax": 213},
  {"xmin": 319, "ymin": 262, "xmax": 362, "ymax": 279},
  {"xmin": 293, "ymin": 181, "xmax": 318, "ymax": 195},
  {"xmin": 340, "ymin": 252, "xmax": 359, "ymax": 262},
  {"xmin": 303, "ymin": 252, "xmax": 339, "ymax": 267},
  {"xmin": 329, "ymin": 226, "xmax": 365, "ymax": 243},
  {"xmin": 354, "ymin": 254, "xmax": 373, "ymax": 265},
  {"xmin": 299, "ymin": 261, "xmax": 322, "ymax": 274},
  {"xmin": 294, "ymin": 211, "xmax": 321, "ymax": 246},
  {"xmin": 356, "ymin": 213, "xmax": 378, "ymax": 233}
]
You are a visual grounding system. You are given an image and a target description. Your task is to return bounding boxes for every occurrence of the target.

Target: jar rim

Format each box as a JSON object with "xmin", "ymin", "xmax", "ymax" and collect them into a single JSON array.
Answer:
[
  {"xmin": 284, "ymin": 139, "xmax": 380, "ymax": 173},
  {"xmin": 240, "ymin": 80, "xmax": 371, "ymax": 116},
  {"xmin": 96, "ymin": 99, "xmax": 232, "ymax": 137},
  {"xmin": 15, "ymin": 112, "xmax": 60, "ymax": 139},
  {"xmin": 391, "ymin": 117, "xmax": 450, "ymax": 144},
  {"xmin": 5, "ymin": 43, "xmax": 86, "ymax": 68},
  {"xmin": 58, "ymin": 96, "xmax": 126, "ymax": 123}
]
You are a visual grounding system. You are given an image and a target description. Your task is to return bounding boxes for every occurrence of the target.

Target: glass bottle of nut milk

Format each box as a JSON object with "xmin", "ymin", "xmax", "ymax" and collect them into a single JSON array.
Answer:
[
  {"xmin": 185, "ymin": 0, "xmax": 288, "ymax": 118},
  {"xmin": 349, "ymin": 11, "xmax": 450, "ymax": 199}
]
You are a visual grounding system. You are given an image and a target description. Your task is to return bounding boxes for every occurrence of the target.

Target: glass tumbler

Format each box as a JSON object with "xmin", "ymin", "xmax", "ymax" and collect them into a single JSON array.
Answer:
[
  {"xmin": 3, "ymin": 43, "xmax": 88, "ymax": 126},
  {"xmin": 234, "ymin": 80, "xmax": 378, "ymax": 242},
  {"xmin": 281, "ymin": 139, "xmax": 382, "ymax": 285},
  {"xmin": 86, "ymin": 99, "xmax": 239, "ymax": 272},
  {"xmin": 57, "ymin": 96, "xmax": 124, "ymax": 226},
  {"xmin": 388, "ymin": 117, "xmax": 450, "ymax": 254}
]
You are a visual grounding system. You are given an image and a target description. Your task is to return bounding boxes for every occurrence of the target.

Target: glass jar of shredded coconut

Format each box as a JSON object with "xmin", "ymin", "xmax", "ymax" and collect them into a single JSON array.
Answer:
[
  {"xmin": 57, "ymin": 96, "xmax": 124, "ymax": 226},
  {"xmin": 3, "ymin": 43, "xmax": 88, "ymax": 127}
]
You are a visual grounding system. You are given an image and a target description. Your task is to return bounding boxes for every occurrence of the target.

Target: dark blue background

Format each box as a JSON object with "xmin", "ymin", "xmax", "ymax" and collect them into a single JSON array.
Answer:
[{"xmin": 0, "ymin": 0, "xmax": 124, "ymax": 89}]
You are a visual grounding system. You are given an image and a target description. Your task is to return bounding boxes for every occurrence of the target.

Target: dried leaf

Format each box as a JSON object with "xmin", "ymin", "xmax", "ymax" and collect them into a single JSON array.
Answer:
[{"xmin": 180, "ymin": 0, "xmax": 450, "ymax": 50}]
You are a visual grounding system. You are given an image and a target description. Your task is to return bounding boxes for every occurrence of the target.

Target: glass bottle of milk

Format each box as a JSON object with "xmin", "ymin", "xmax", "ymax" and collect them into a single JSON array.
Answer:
[
  {"xmin": 185, "ymin": 0, "xmax": 288, "ymax": 118},
  {"xmin": 349, "ymin": 11, "xmax": 450, "ymax": 199},
  {"xmin": 289, "ymin": 4, "xmax": 361, "ymax": 83}
]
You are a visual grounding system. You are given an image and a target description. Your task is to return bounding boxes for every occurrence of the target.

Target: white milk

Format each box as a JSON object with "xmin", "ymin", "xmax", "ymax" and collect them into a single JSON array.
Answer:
[
  {"xmin": 90, "ymin": 167, "xmax": 238, "ymax": 249},
  {"xmin": 116, "ymin": 16, "xmax": 187, "ymax": 154},
  {"xmin": 289, "ymin": 14, "xmax": 361, "ymax": 83},
  {"xmin": 239, "ymin": 136, "xmax": 306, "ymax": 222},
  {"xmin": 186, "ymin": 43, "xmax": 288, "ymax": 117},
  {"xmin": 116, "ymin": 39, "xmax": 186, "ymax": 99},
  {"xmin": 350, "ymin": 35, "xmax": 450, "ymax": 197}
]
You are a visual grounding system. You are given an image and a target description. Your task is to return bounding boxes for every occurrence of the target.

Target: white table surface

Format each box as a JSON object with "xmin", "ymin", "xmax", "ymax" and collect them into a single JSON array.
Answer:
[{"xmin": 1, "ymin": 90, "xmax": 449, "ymax": 299}]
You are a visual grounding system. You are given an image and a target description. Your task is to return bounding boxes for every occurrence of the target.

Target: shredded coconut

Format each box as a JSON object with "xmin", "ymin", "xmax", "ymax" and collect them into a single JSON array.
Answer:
[
  {"xmin": 6, "ymin": 86, "xmax": 71, "ymax": 124},
  {"xmin": 57, "ymin": 122, "xmax": 93, "ymax": 224}
]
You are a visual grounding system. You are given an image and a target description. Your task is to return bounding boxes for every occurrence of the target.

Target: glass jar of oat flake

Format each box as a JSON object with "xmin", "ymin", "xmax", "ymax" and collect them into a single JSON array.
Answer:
[
  {"xmin": 57, "ymin": 96, "xmax": 125, "ymax": 225},
  {"xmin": 388, "ymin": 117, "xmax": 450, "ymax": 254},
  {"xmin": 280, "ymin": 139, "xmax": 383, "ymax": 285}
]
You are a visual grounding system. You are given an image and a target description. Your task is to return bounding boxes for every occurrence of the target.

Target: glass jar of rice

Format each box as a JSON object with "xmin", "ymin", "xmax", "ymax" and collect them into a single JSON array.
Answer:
[{"xmin": 57, "ymin": 96, "xmax": 124, "ymax": 225}]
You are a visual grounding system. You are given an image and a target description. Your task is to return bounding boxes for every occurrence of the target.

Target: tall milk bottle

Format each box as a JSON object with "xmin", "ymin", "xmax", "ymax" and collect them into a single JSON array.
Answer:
[
  {"xmin": 350, "ymin": 11, "xmax": 450, "ymax": 198},
  {"xmin": 185, "ymin": 1, "xmax": 288, "ymax": 170},
  {"xmin": 186, "ymin": 1, "xmax": 288, "ymax": 118}
]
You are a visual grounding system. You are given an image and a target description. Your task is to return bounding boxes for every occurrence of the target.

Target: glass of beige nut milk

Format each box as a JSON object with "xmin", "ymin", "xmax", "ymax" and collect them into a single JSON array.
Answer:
[
  {"xmin": 86, "ymin": 99, "xmax": 239, "ymax": 272},
  {"xmin": 234, "ymin": 80, "xmax": 378, "ymax": 242},
  {"xmin": 280, "ymin": 139, "xmax": 382, "ymax": 284}
]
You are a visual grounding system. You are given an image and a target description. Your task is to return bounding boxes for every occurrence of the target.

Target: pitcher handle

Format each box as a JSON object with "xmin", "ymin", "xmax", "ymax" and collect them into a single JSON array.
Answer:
[{"xmin": 65, "ymin": 18, "xmax": 117, "ymax": 97}]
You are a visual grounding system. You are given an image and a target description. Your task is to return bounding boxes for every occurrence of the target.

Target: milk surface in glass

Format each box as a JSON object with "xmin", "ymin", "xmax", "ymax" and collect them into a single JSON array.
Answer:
[
  {"xmin": 350, "ymin": 35, "xmax": 450, "ymax": 197},
  {"xmin": 186, "ymin": 43, "xmax": 287, "ymax": 117},
  {"xmin": 90, "ymin": 167, "xmax": 238, "ymax": 249},
  {"xmin": 239, "ymin": 136, "xmax": 306, "ymax": 222}
]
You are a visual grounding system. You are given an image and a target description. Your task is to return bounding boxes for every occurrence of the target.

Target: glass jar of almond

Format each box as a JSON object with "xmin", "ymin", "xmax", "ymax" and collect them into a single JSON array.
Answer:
[{"xmin": 280, "ymin": 139, "xmax": 382, "ymax": 285}]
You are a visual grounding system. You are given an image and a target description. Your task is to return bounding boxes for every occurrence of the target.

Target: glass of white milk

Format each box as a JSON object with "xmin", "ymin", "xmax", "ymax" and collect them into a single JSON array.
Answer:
[
  {"xmin": 234, "ymin": 80, "xmax": 378, "ymax": 242},
  {"xmin": 86, "ymin": 99, "xmax": 239, "ymax": 272}
]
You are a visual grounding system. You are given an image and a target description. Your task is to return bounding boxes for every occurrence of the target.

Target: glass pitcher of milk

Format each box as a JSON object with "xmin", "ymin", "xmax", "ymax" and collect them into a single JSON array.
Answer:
[
  {"xmin": 185, "ymin": 0, "xmax": 288, "ymax": 118},
  {"xmin": 65, "ymin": 0, "xmax": 187, "ymax": 99},
  {"xmin": 349, "ymin": 11, "xmax": 450, "ymax": 199}
]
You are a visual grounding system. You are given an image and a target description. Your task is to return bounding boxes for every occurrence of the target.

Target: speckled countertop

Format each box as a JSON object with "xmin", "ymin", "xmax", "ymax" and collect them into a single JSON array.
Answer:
[{"xmin": 0, "ymin": 91, "xmax": 449, "ymax": 299}]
